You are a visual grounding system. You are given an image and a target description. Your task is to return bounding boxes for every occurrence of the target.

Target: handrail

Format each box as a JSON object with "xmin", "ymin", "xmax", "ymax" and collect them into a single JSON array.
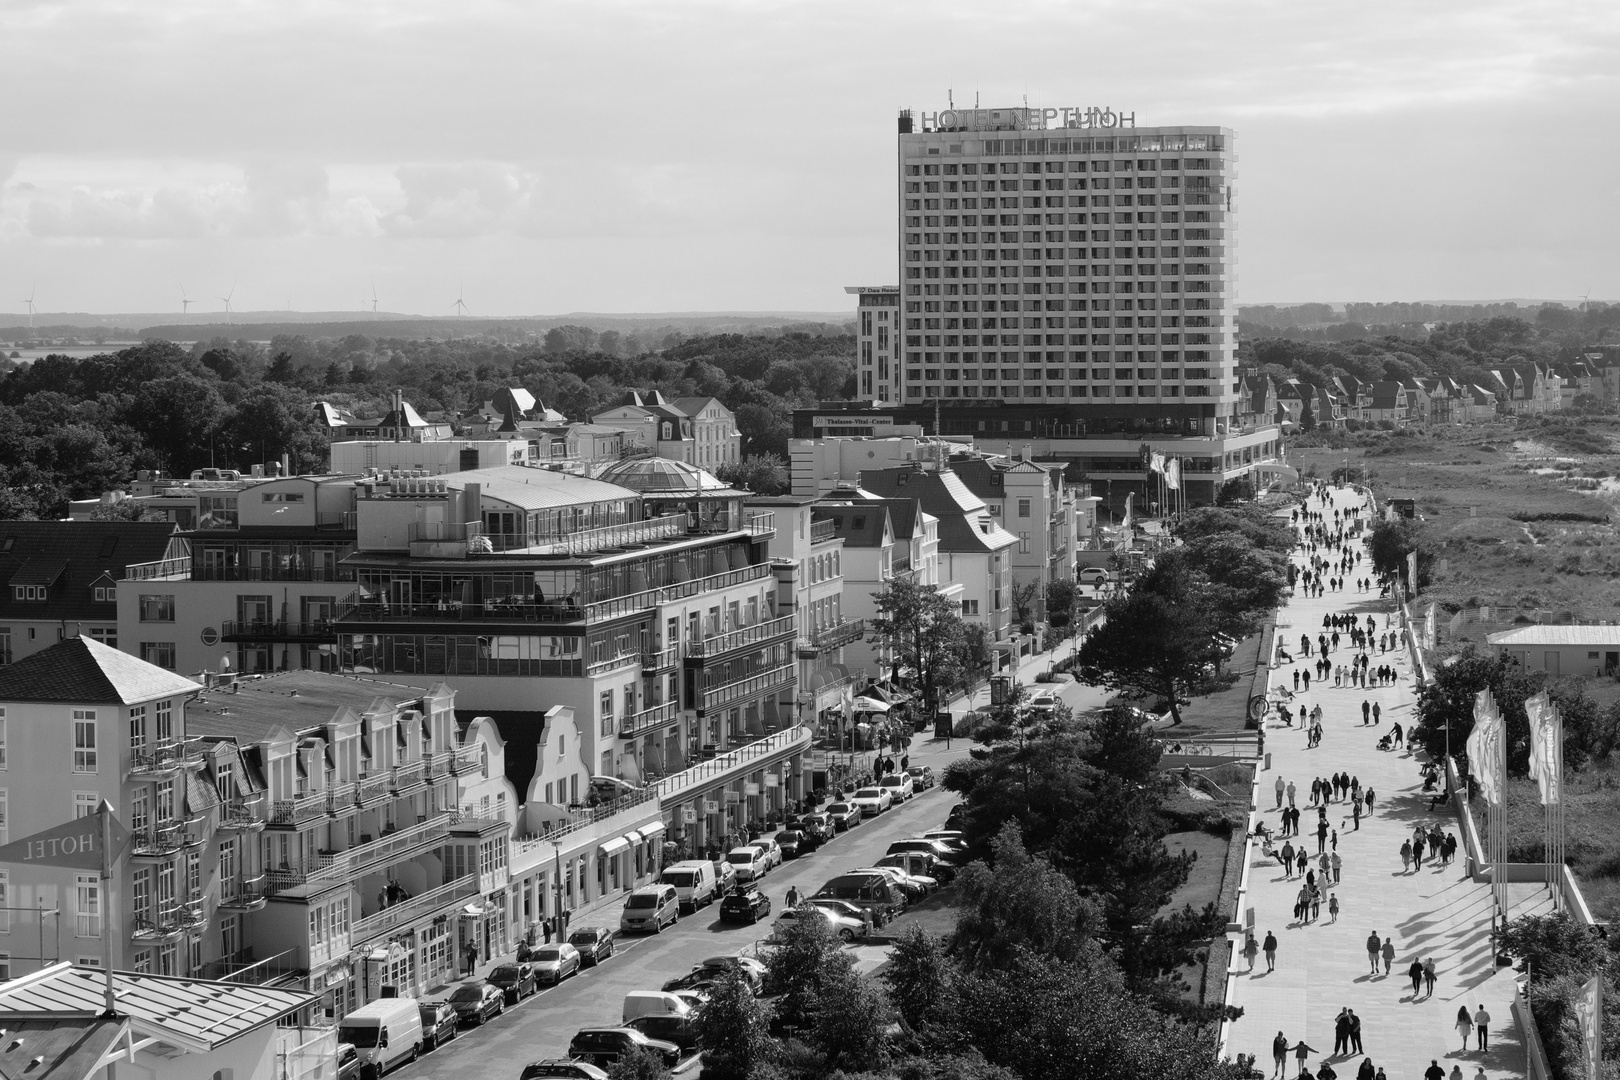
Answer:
[
  {"xmin": 409, "ymin": 520, "xmax": 480, "ymax": 543},
  {"xmin": 221, "ymin": 619, "xmax": 336, "ymax": 639},
  {"xmin": 498, "ymin": 513, "xmax": 691, "ymax": 555},
  {"xmin": 809, "ymin": 619, "xmax": 865, "ymax": 650},
  {"xmin": 198, "ymin": 948, "xmax": 303, "ymax": 986},
  {"xmin": 745, "ymin": 511, "xmax": 775, "ymax": 537},
  {"xmin": 125, "ymin": 556, "xmax": 191, "ymax": 581},
  {"xmin": 653, "ymin": 726, "xmax": 811, "ymax": 803},
  {"xmin": 621, "ymin": 700, "xmax": 677, "ymax": 738},
  {"xmin": 352, "ymin": 875, "xmax": 480, "ymax": 941},
  {"xmin": 810, "ymin": 518, "xmax": 837, "ymax": 544},
  {"xmin": 700, "ymin": 663, "xmax": 796, "ymax": 711},
  {"xmin": 689, "ymin": 615, "xmax": 797, "ymax": 658},
  {"xmin": 510, "ymin": 788, "xmax": 660, "ymax": 858},
  {"xmin": 272, "ymin": 789, "xmax": 330, "ymax": 826}
]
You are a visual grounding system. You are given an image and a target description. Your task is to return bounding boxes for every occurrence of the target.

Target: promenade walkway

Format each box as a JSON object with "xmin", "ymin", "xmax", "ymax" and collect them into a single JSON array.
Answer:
[{"xmin": 1223, "ymin": 485, "xmax": 1541, "ymax": 1080}]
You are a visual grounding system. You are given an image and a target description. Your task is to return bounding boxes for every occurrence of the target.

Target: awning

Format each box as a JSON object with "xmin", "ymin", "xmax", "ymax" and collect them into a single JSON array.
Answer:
[
  {"xmin": 461, "ymin": 901, "xmax": 496, "ymax": 918},
  {"xmin": 623, "ymin": 830, "xmax": 644, "ymax": 845},
  {"xmin": 599, "ymin": 836, "xmax": 630, "ymax": 856},
  {"xmin": 851, "ymin": 696, "xmax": 891, "ymax": 713},
  {"xmin": 638, "ymin": 821, "xmax": 667, "ymax": 842}
]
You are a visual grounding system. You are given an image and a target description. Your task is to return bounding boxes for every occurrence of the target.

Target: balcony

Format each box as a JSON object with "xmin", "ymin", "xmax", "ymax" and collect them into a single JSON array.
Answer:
[
  {"xmin": 486, "ymin": 513, "xmax": 690, "ymax": 555},
  {"xmin": 125, "ymin": 556, "xmax": 191, "ymax": 581},
  {"xmin": 699, "ymin": 663, "xmax": 796, "ymax": 713},
  {"xmin": 620, "ymin": 700, "xmax": 677, "ymax": 739},
  {"xmin": 323, "ymin": 781, "xmax": 357, "ymax": 815},
  {"xmin": 180, "ymin": 816, "xmax": 209, "ymax": 849},
  {"xmin": 197, "ymin": 948, "xmax": 304, "ymax": 986},
  {"xmin": 425, "ymin": 750, "xmax": 452, "ymax": 779},
  {"xmin": 744, "ymin": 511, "xmax": 775, "ymax": 539},
  {"xmin": 641, "ymin": 644, "xmax": 682, "ymax": 672},
  {"xmin": 219, "ymin": 797, "xmax": 267, "ymax": 832},
  {"xmin": 128, "ymin": 738, "xmax": 206, "ymax": 779},
  {"xmin": 688, "ymin": 614, "xmax": 796, "ymax": 659},
  {"xmin": 810, "ymin": 518, "xmax": 837, "ymax": 545},
  {"xmin": 448, "ymin": 743, "xmax": 482, "ymax": 776},
  {"xmin": 271, "ymin": 788, "xmax": 330, "ymax": 827},
  {"xmin": 130, "ymin": 916, "xmax": 187, "ymax": 943},
  {"xmin": 352, "ymin": 874, "xmax": 481, "ymax": 943},
  {"xmin": 220, "ymin": 619, "xmax": 337, "ymax": 642},
  {"xmin": 809, "ymin": 618, "xmax": 865, "ymax": 651},
  {"xmin": 354, "ymin": 773, "xmax": 392, "ymax": 807},
  {"xmin": 130, "ymin": 824, "xmax": 184, "ymax": 861},
  {"xmin": 268, "ymin": 817, "xmax": 453, "ymax": 891},
  {"xmin": 652, "ymin": 725, "xmax": 812, "ymax": 804},
  {"xmin": 390, "ymin": 759, "xmax": 426, "ymax": 795},
  {"xmin": 219, "ymin": 874, "xmax": 269, "ymax": 911}
]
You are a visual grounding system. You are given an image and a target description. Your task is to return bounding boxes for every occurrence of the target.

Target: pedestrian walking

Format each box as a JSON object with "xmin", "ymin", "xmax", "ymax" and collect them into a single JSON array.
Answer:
[
  {"xmin": 1328, "ymin": 893, "xmax": 1340, "ymax": 922},
  {"xmin": 1423, "ymin": 1062, "xmax": 1445, "ymax": 1080},
  {"xmin": 1423, "ymin": 957, "xmax": 1437, "ymax": 996},
  {"xmin": 1361, "ymin": 699, "xmax": 1370, "ymax": 725},
  {"xmin": 1273, "ymin": 1031, "xmax": 1290, "ymax": 1077},
  {"xmin": 1264, "ymin": 931, "xmax": 1278, "ymax": 972},
  {"xmin": 1243, "ymin": 933, "xmax": 1259, "ymax": 972},
  {"xmin": 1365, "ymin": 931, "xmax": 1381, "ymax": 974},
  {"xmin": 1311, "ymin": 883, "xmax": 1322, "ymax": 921},
  {"xmin": 1282, "ymin": 841, "xmax": 1296, "ymax": 878},
  {"xmin": 1473, "ymin": 1005, "xmax": 1490, "ymax": 1050},
  {"xmin": 1356, "ymin": 1060, "xmax": 1374, "ymax": 1080},
  {"xmin": 1296, "ymin": 849, "xmax": 1308, "ymax": 878},
  {"xmin": 786, "ymin": 884, "xmax": 800, "ymax": 908},
  {"xmin": 1371, "ymin": 701, "xmax": 1381, "ymax": 725},
  {"xmin": 1276, "ymin": 775, "xmax": 1286, "ymax": 809},
  {"xmin": 1449, "ymin": 1065, "xmax": 1463, "ymax": 1080},
  {"xmin": 463, "ymin": 941, "xmax": 479, "ymax": 976},
  {"xmin": 1293, "ymin": 1041, "xmax": 1316, "ymax": 1077},
  {"xmin": 1352, "ymin": 799, "xmax": 1361, "ymax": 830},
  {"xmin": 1364, "ymin": 788, "xmax": 1375, "ymax": 815},
  {"xmin": 1413, "ymin": 835, "xmax": 1426, "ymax": 868},
  {"xmin": 1401, "ymin": 839, "xmax": 1412, "ymax": 871},
  {"xmin": 1287, "ymin": 780, "xmax": 1297, "ymax": 807},
  {"xmin": 1294, "ymin": 670, "xmax": 1301, "ymax": 691},
  {"xmin": 1381, "ymin": 936, "xmax": 1395, "ymax": 975},
  {"xmin": 1408, "ymin": 958, "xmax": 1424, "ymax": 997},
  {"xmin": 1316, "ymin": 819, "xmax": 1328, "ymax": 854},
  {"xmin": 1392, "ymin": 721, "xmax": 1403, "ymax": 747}
]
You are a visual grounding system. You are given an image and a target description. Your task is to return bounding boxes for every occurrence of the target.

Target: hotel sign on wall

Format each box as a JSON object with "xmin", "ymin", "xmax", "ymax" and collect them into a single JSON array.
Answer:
[{"xmin": 920, "ymin": 107, "xmax": 1137, "ymax": 133}]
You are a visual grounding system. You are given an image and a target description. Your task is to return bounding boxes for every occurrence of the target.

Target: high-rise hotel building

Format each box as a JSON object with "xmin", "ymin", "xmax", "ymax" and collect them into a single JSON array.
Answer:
[{"xmin": 811, "ymin": 105, "xmax": 1282, "ymax": 509}]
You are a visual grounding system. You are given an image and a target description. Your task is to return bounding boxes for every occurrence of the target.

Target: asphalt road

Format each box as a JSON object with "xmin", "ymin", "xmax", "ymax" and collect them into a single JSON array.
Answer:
[{"xmin": 390, "ymin": 780, "xmax": 960, "ymax": 1080}]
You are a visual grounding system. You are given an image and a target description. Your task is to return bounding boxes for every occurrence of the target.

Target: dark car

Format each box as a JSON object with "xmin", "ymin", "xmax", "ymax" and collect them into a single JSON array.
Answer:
[
  {"xmin": 518, "ymin": 1061, "xmax": 609, "ymax": 1080},
  {"xmin": 887, "ymin": 838, "xmax": 967, "ymax": 866},
  {"xmin": 487, "ymin": 961, "xmax": 540, "ymax": 1003},
  {"xmin": 799, "ymin": 812, "xmax": 836, "ymax": 843},
  {"xmin": 718, "ymin": 887, "xmax": 772, "ymax": 924},
  {"xmin": 567, "ymin": 925, "xmax": 616, "ymax": 966},
  {"xmin": 626, "ymin": 1014, "xmax": 700, "ymax": 1054},
  {"xmin": 418, "ymin": 1000, "xmax": 459, "ymax": 1050},
  {"xmin": 945, "ymin": 804, "xmax": 967, "ymax": 831},
  {"xmin": 823, "ymin": 801, "xmax": 862, "ymax": 830},
  {"xmin": 907, "ymin": 765, "xmax": 935, "ymax": 790},
  {"xmin": 449, "ymin": 980, "xmax": 505, "ymax": 1025},
  {"xmin": 336, "ymin": 1043, "xmax": 361, "ymax": 1080},
  {"xmin": 774, "ymin": 828, "xmax": 818, "ymax": 858},
  {"xmin": 567, "ymin": 1028, "xmax": 681, "ymax": 1070}
]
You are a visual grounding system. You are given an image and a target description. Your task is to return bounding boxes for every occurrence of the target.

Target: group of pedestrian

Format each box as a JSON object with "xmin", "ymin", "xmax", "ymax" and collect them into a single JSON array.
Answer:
[{"xmin": 1399, "ymin": 823, "xmax": 1459, "ymax": 871}]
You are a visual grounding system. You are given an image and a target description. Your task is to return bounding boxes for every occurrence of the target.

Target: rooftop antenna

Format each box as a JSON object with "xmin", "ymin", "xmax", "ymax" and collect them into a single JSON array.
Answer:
[
  {"xmin": 217, "ymin": 285, "xmax": 235, "ymax": 325},
  {"xmin": 948, "ymin": 90, "xmax": 953, "ymax": 109},
  {"xmin": 975, "ymin": 91, "xmax": 979, "ymax": 108},
  {"xmin": 21, "ymin": 282, "xmax": 35, "ymax": 331},
  {"xmin": 451, "ymin": 283, "xmax": 469, "ymax": 318},
  {"xmin": 180, "ymin": 282, "xmax": 194, "ymax": 319}
]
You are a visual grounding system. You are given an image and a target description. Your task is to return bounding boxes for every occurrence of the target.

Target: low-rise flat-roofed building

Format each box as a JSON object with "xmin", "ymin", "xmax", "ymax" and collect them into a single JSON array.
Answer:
[{"xmin": 1486, "ymin": 624, "xmax": 1620, "ymax": 679}]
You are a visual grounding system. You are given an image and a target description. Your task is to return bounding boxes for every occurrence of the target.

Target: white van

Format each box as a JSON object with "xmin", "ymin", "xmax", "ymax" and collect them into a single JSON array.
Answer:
[
  {"xmin": 337, "ymin": 997, "xmax": 424, "ymax": 1075},
  {"xmin": 661, "ymin": 861, "xmax": 719, "ymax": 913},
  {"xmin": 622, "ymin": 990, "xmax": 693, "ymax": 1025}
]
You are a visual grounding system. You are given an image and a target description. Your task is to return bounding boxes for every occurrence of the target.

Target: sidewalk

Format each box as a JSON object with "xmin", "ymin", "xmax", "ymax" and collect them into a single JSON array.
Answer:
[{"xmin": 1223, "ymin": 486, "xmax": 1537, "ymax": 1080}]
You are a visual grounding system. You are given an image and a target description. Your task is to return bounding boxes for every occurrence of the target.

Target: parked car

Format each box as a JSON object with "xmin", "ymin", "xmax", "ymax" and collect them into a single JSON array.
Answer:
[
  {"xmin": 566, "ymin": 1028, "xmax": 681, "ymax": 1070},
  {"xmin": 518, "ymin": 1061, "xmax": 609, "ymax": 1080},
  {"xmin": 567, "ymin": 926, "xmax": 617, "ymax": 966},
  {"xmin": 661, "ymin": 955, "xmax": 766, "ymax": 995},
  {"xmin": 879, "ymin": 850, "xmax": 956, "ymax": 885},
  {"xmin": 814, "ymin": 872, "xmax": 907, "ymax": 924},
  {"xmin": 823, "ymin": 802, "xmax": 862, "ymax": 830},
  {"xmin": 888, "ymin": 838, "xmax": 967, "ymax": 865},
  {"xmin": 660, "ymin": 860, "xmax": 720, "ymax": 912},
  {"xmin": 920, "ymin": 829, "xmax": 966, "ymax": 850},
  {"xmin": 805, "ymin": 897, "xmax": 876, "ymax": 927},
  {"xmin": 448, "ymin": 981, "xmax": 504, "ymax": 1025},
  {"xmin": 772, "ymin": 903, "xmax": 867, "ymax": 943},
  {"xmin": 799, "ymin": 811, "xmax": 837, "ymax": 842},
  {"xmin": 849, "ymin": 787, "xmax": 893, "ymax": 816},
  {"xmin": 877, "ymin": 772, "xmax": 914, "ymax": 804},
  {"xmin": 336, "ymin": 1043, "xmax": 361, "ymax": 1080},
  {"xmin": 1028, "ymin": 691, "xmax": 1060, "ymax": 716},
  {"xmin": 744, "ymin": 837, "xmax": 783, "ymax": 871},
  {"xmin": 487, "ymin": 962, "xmax": 539, "ymax": 1003},
  {"xmin": 906, "ymin": 766, "xmax": 935, "ymax": 791},
  {"xmin": 719, "ymin": 887, "xmax": 772, "ymax": 924},
  {"xmin": 619, "ymin": 884, "xmax": 680, "ymax": 934},
  {"xmin": 710, "ymin": 857, "xmax": 739, "ymax": 897},
  {"xmin": 417, "ymin": 1001, "xmax": 458, "ymax": 1051},
  {"xmin": 857, "ymin": 864, "xmax": 936, "ymax": 900},
  {"xmin": 1079, "ymin": 566, "xmax": 1109, "ymax": 586},
  {"xmin": 625, "ymin": 1014, "xmax": 700, "ymax": 1054},
  {"xmin": 945, "ymin": 804, "xmax": 967, "ymax": 831},
  {"xmin": 774, "ymin": 828, "xmax": 818, "ymax": 858},
  {"xmin": 529, "ymin": 943, "xmax": 581, "ymax": 985},
  {"xmin": 725, "ymin": 847, "xmax": 769, "ymax": 883}
]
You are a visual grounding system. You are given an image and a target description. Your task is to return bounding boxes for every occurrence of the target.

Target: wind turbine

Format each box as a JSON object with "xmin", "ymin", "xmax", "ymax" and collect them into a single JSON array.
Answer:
[
  {"xmin": 451, "ymin": 283, "xmax": 470, "ymax": 318},
  {"xmin": 370, "ymin": 280, "xmax": 380, "ymax": 319},
  {"xmin": 218, "ymin": 286, "xmax": 236, "ymax": 325},
  {"xmin": 180, "ymin": 283, "xmax": 195, "ymax": 319},
  {"xmin": 21, "ymin": 282, "xmax": 35, "ymax": 331}
]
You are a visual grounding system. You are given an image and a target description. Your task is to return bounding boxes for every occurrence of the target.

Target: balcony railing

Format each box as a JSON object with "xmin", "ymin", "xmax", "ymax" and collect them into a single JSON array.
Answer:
[
  {"xmin": 745, "ymin": 511, "xmax": 775, "ymax": 538},
  {"xmin": 220, "ymin": 619, "xmax": 336, "ymax": 641},
  {"xmin": 391, "ymin": 759, "xmax": 426, "ymax": 794},
  {"xmin": 323, "ymin": 781, "xmax": 357, "ymax": 815},
  {"xmin": 620, "ymin": 700, "xmax": 677, "ymax": 738},
  {"xmin": 193, "ymin": 565, "xmax": 355, "ymax": 584},
  {"xmin": 652, "ymin": 725, "xmax": 812, "ymax": 804},
  {"xmin": 448, "ymin": 743, "xmax": 482, "ymax": 775},
  {"xmin": 688, "ymin": 615, "xmax": 796, "ymax": 659},
  {"xmin": 270, "ymin": 817, "xmax": 453, "ymax": 890},
  {"xmin": 125, "ymin": 556, "xmax": 191, "ymax": 581},
  {"xmin": 810, "ymin": 518, "xmax": 837, "ymax": 544},
  {"xmin": 272, "ymin": 788, "xmax": 330, "ymax": 826},
  {"xmin": 488, "ymin": 513, "xmax": 690, "ymax": 555},
  {"xmin": 809, "ymin": 618, "xmax": 865, "ymax": 650},
  {"xmin": 355, "ymin": 774, "xmax": 392, "ymax": 806},
  {"xmin": 130, "ymin": 825, "xmax": 185, "ymax": 860},
  {"xmin": 699, "ymin": 663, "xmax": 796, "ymax": 712},
  {"xmin": 352, "ymin": 874, "xmax": 480, "ymax": 942},
  {"xmin": 425, "ymin": 750, "xmax": 452, "ymax": 779},
  {"xmin": 219, "ymin": 873, "xmax": 269, "ymax": 909},
  {"xmin": 197, "ymin": 948, "xmax": 303, "ymax": 986},
  {"xmin": 219, "ymin": 797, "xmax": 267, "ymax": 830},
  {"xmin": 409, "ymin": 520, "xmax": 480, "ymax": 543},
  {"xmin": 641, "ymin": 644, "xmax": 682, "ymax": 671}
]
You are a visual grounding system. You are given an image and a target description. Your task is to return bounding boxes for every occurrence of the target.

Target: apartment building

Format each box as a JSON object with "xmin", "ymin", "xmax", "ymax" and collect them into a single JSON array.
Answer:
[
  {"xmin": 315, "ymin": 392, "xmax": 454, "ymax": 443},
  {"xmin": 329, "ymin": 439, "xmax": 532, "ymax": 475},
  {"xmin": 591, "ymin": 392, "xmax": 742, "ymax": 468},
  {"xmin": 183, "ymin": 669, "xmax": 495, "ymax": 1016},
  {"xmin": 0, "ymin": 637, "xmax": 215, "ymax": 976},
  {"xmin": 0, "ymin": 521, "xmax": 183, "ymax": 666},
  {"xmin": 949, "ymin": 454, "xmax": 1086, "ymax": 616},
  {"xmin": 115, "ymin": 474, "xmax": 362, "ymax": 679},
  {"xmin": 331, "ymin": 460, "xmax": 805, "ymax": 861}
]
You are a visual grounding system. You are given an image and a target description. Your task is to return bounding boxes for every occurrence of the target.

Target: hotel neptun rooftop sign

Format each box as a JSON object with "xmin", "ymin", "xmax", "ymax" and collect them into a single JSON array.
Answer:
[{"xmin": 917, "ymin": 106, "xmax": 1137, "ymax": 133}]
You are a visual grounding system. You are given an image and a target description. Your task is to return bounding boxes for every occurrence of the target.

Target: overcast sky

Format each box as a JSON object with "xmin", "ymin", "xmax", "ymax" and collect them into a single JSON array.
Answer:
[{"xmin": 2, "ymin": 0, "xmax": 1616, "ymax": 318}]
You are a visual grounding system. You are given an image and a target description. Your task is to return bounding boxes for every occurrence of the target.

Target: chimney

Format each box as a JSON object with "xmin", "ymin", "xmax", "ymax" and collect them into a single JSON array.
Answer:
[{"xmin": 1022, "ymin": 445, "xmax": 1032, "ymax": 462}]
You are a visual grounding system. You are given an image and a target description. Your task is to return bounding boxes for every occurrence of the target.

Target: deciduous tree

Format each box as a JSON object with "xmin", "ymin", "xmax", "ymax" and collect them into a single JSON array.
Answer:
[{"xmin": 868, "ymin": 575, "xmax": 967, "ymax": 719}]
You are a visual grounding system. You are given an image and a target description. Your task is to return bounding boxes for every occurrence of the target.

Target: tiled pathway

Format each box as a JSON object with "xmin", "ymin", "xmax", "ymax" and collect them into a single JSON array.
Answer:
[{"xmin": 1223, "ymin": 486, "xmax": 1540, "ymax": 1079}]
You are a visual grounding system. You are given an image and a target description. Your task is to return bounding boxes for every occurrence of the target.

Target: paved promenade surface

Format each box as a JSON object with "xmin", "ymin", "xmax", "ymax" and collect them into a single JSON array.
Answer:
[{"xmin": 1224, "ymin": 486, "xmax": 1542, "ymax": 1080}]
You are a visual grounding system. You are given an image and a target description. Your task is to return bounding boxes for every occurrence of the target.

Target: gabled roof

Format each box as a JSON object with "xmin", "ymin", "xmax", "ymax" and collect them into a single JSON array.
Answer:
[
  {"xmin": 456, "ymin": 709, "xmax": 552, "ymax": 803},
  {"xmin": 0, "ymin": 637, "xmax": 198, "ymax": 705},
  {"xmin": 0, "ymin": 521, "xmax": 181, "ymax": 624},
  {"xmin": 0, "ymin": 963, "xmax": 315, "ymax": 1054},
  {"xmin": 672, "ymin": 396, "xmax": 733, "ymax": 420},
  {"xmin": 1486, "ymin": 624, "xmax": 1620, "ymax": 648},
  {"xmin": 813, "ymin": 503, "xmax": 892, "ymax": 548},
  {"xmin": 381, "ymin": 400, "xmax": 431, "ymax": 429}
]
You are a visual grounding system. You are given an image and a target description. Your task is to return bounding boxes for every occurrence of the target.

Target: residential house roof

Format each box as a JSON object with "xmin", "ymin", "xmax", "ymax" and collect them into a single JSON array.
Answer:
[
  {"xmin": 1485, "ymin": 625, "xmax": 1620, "ymax": 648},
  {"xmin": 186, "ymin": 669, "xmax": 433, "ymax": 743},
  {"xmin": 455, "ymin": 709, "xmax": 550, "ymax": 803},
  {"xmin": 857, "ymin": 467, "xmax": 1016, "ymax": 553},
  {"xmin": 812, "ymin": 503, "xmax": 892, "ymax": 548},
  {"xmin": 458, "ymin": 465, "xmax": 640, "ymax": 511},
  {"xmin": 0, "ymin": 521, "xmax": 182, "ymax": 625},
  {"xmin": 0, "ymin": 637, "xmax": 199, "ymax": 705}
]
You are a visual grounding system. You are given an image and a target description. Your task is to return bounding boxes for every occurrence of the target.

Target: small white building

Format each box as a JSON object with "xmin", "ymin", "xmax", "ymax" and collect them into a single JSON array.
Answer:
[{"xmin": 1486, "ymin": 625, "xmax": 1620, "ymax": 679}]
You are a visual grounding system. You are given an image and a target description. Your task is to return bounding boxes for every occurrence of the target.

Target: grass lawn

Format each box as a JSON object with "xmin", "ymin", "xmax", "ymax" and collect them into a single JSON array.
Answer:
[
  {"xmin": 1162, "ymin": 830, "xmax": 1230, "ymax": 913},
  {"xmin": 1466, "ymin": 761, "xmax": 1620, "ymax": 921}
]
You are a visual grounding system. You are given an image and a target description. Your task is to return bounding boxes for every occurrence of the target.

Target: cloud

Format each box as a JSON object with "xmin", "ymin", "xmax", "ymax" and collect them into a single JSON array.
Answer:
[{"xmin": 381, "ymin": 162, "xmax": 539, "ymax": 238}]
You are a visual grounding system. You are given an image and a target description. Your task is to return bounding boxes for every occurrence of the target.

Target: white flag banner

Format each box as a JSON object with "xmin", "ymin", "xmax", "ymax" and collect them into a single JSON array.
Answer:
[
  {"xmin": 1165, "ymin": 459, "xmax": 1181, "ymax": 491},
  {"xmin": 1150, "ymin": 451, "xmax": 1166, "ymax": 475},
  {"xmin": 1577, "ymin": 974, "xmax": 1602, "ymax": 1079},
  {"xmin": 1469, "ymin": 690, "xmax": 1505, "ymax": 807},
  {"xmin": 1526, "ymin": 691, "xmax": 1560, "ymax": 806}
]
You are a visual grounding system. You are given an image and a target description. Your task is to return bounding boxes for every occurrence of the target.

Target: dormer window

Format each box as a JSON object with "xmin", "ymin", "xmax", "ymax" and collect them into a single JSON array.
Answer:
[
  {"xmin": 661, "ymin": 422, "xmax": 673, "ymax": 440},
  {"xmin": 12, "ymin": 587, "xmax": 44, "ymax": 602},
  {"xmin": 93, "ymin": 587, "xmax": 113, "ymax": 603}
]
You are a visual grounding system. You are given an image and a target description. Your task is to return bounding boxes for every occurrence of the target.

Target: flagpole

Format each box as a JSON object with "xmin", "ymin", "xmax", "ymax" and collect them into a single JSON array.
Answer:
[{"xmin": 98, "ymin": 802, "xmax": 115, "ymax": 1017}]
